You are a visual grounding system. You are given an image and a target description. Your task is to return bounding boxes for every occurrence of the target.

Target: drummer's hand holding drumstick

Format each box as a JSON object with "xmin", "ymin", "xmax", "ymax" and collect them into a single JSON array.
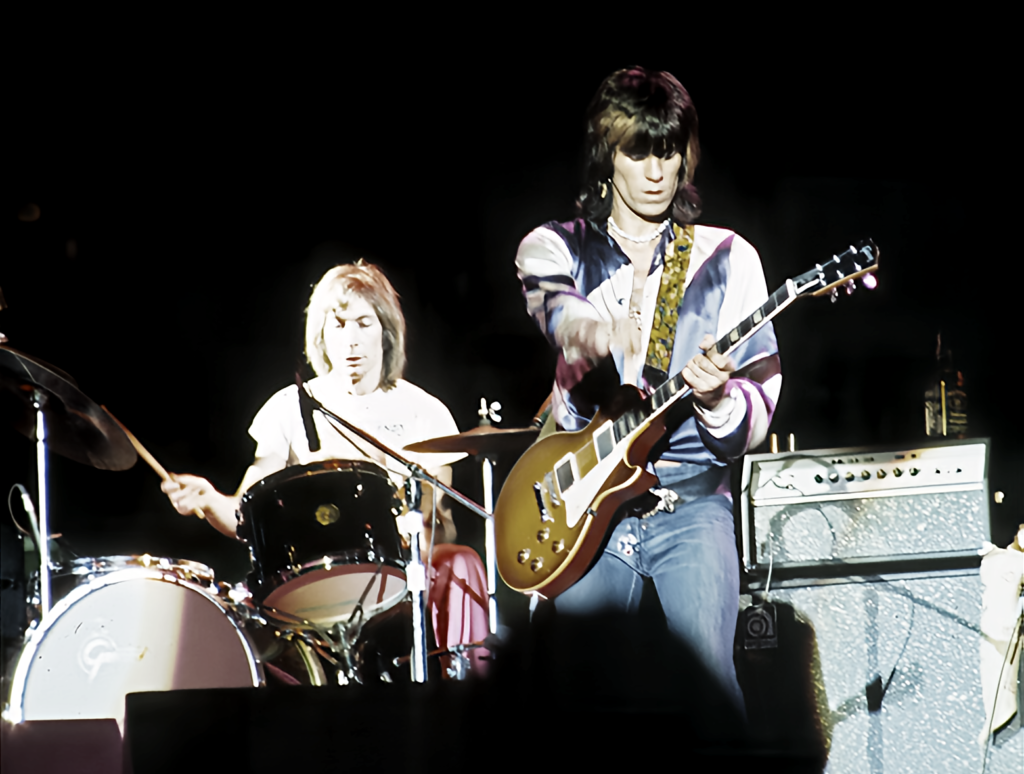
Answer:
[
  {"xmin": 161, "ymin": 475, "xmax": 241, "ymax": 539},
  {"xmin": 162, "ymin": 455, "xmax": 284, "ymax": 540},
  {"xmin": 103, "ymin": 406, "xmax": 250, "ymax": 540}
]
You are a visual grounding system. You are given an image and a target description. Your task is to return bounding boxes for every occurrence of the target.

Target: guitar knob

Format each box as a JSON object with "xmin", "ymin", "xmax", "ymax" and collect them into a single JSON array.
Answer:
[
  {"xmin": 551, "ymin": 539, "xmax": 565, "ymax": 554},
  {"xmin": 530, "ymin": 557, "xmax": 544, "ymax": 572},
  {"xmin": 536, "ymin": 528, "xmax": 550, "ymax": 543},
  {"xmin": 517, "ymin": 549, "xmax": 531, "ymax": 564}
]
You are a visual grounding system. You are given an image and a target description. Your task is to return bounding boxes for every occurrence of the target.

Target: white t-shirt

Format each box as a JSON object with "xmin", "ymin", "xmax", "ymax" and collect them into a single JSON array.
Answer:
[{"xmin": 248, "ymin": 378, "xmax": 465, "ymax": 485}]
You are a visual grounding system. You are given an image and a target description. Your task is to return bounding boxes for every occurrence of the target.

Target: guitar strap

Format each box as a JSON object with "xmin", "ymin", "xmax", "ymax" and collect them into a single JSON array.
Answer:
[
  {"xmin": 642, "ymin": 223, "xmax": 694, "ymax": 389},
  {"xmin": 538, "ymin": 224, "xmax": 695, "ymax": 439}
]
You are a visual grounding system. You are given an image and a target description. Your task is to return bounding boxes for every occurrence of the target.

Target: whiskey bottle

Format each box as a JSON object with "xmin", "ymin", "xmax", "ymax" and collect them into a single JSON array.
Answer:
[{"xmin": 924, "ymin": 334, "xmax": 968, "ymax": 438}]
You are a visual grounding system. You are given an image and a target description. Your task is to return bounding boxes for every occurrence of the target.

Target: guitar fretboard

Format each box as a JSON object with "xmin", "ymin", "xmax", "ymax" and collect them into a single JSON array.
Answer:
[{"xmin": 610, "ymin": 282, "xmax": 793, "ymax": 446}]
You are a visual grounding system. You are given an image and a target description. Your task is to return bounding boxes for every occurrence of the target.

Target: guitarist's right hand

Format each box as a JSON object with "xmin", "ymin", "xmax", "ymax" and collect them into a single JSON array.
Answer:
[{"xmin": 558, "ymin": 318, "xmax": 637, "ymax": 364}]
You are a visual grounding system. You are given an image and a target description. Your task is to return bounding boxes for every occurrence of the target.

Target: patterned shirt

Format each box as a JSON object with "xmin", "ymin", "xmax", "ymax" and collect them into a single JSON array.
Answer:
[{"xmin": 515, "ymin": 218, "xmax": 781, "ymax": 475}]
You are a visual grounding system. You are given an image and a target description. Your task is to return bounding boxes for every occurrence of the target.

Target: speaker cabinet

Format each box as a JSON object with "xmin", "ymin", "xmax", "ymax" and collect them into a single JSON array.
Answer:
[{"xmin": 754, "ymin": 574, "xmax": 1021, "ymax": 773}]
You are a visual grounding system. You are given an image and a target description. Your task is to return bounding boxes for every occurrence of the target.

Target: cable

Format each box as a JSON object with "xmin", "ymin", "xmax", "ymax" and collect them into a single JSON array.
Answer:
[
  {"xmin": 7, "ymin": 484, "xmax": 35, "ymax": 537},
  {"xmin": 8, "ymin": 484, "xmax": 43, "ymax": 556},
  {"xmin": 876, "ymin": 584, "xmax": 916, "ymax": 703}
]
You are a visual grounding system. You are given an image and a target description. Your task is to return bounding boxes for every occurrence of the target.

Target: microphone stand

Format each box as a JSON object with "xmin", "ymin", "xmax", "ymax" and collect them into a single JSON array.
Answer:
[{"xmin": 299, "ymin": 383, "xmax": 499, "ymax": 680}]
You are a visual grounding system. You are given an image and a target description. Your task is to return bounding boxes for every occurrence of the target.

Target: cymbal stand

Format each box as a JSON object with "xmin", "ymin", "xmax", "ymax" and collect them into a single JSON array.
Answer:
[
  {"xmin": 400, "ymin": 478, "xmax": 429, "ymax": 683},
  {"xmin": 30, "ymin": 389, "xmax": 52, "ymax": 616},
  {"xmin": 302, "ymin": 384, "xmax": 500, "ymax": 679},
  {"xmin": 476, "ymin": 398, "xmax": 501, "ymax": 636}
]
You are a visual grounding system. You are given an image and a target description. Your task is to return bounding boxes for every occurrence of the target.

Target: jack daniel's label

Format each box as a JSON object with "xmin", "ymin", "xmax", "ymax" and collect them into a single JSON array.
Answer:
[{"xmin": 925, "ymin": 378, "xmax": 967, "ymax": 438}]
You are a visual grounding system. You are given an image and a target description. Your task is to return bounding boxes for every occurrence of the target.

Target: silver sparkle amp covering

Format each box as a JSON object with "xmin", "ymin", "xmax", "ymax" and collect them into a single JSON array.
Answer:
[
  {"xmin": 761, "ymin": 573, "xmax": 1021, "ymax": 773},
  {"xmin": 738, "ymin": 440, "xmax": 990, "ymax": 582}
]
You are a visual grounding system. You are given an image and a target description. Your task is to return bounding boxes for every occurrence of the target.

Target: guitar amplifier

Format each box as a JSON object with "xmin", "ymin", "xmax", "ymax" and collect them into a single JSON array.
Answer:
[{"xmin": 737, "ymin": 439, "xmax": 990, "ymax": 589}]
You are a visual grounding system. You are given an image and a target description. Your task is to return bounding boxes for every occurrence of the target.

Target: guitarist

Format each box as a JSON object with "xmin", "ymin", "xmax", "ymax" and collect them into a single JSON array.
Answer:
[{"xmin": 515, "ymin": 66, "xmax": 781, "ymax": 710}]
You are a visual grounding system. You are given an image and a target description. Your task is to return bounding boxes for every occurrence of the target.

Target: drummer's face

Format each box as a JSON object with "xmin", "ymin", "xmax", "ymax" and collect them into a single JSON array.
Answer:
[{"xmin": 323, "ymin": 293, "xmax": 384, "ymax": 395}]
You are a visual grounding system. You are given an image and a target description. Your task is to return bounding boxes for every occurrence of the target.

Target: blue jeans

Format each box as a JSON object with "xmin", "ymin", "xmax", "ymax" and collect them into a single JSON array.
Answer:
[{"xmin": 554, "ymin": 477, "xmax": 743, "ymax": 711}]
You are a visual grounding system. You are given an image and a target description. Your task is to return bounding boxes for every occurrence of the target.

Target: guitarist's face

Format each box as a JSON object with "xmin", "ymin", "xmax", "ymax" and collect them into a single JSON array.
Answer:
[{"xmin": 610, "ymin": 149, "xmax": 682, "ymax": 223}]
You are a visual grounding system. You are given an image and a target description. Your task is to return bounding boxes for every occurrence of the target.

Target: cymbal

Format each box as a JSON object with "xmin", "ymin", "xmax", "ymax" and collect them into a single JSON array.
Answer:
[
  {"xmin": 404, "ymin": 425, "xmax": 539, "ymax": 456},
  {"xmin": 0, "ymin": 346, "xmax": 137, "ymax": 470}
]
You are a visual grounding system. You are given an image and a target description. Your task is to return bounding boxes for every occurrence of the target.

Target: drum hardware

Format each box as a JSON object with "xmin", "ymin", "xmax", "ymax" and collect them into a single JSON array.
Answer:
[
  {"xmin": 296, "ymin": 381, "xmax": 500, "ymax": 681},
  {"xmin": 400, "ymin": 478, "xmax": 430, "ymax": 683},
  {"xmin": 392, "ymin": 641, "xmax": 487, "ymax": 680},
  {"xmin": 1, "ymin": 346, "xmax": 137, "ymax": 619},
  {"xmin": 405, "ymin": 393, "xmax": 540, "ymax": 639}
]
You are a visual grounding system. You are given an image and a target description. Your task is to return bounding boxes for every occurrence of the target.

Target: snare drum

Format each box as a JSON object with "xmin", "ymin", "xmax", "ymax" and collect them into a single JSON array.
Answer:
[
  {"xmin": 239, "ymin": 460, "xmax": 408, "ymax": 625},
  {"xmin": 5, "ymin": 556, "xmax": 262, "ymax": 731}
]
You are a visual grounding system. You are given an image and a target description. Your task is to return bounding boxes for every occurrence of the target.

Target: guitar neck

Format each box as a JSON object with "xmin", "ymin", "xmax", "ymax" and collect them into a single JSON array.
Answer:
[{"xmin": 619, "ymin": 279, "xmax": 796, "ymax": 437}]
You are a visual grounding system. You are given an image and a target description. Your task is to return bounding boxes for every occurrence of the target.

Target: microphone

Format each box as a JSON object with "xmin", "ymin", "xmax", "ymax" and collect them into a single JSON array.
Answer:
[{"xmin": 295, "ymin": 372, "xmax": 321, "ymax": 452}]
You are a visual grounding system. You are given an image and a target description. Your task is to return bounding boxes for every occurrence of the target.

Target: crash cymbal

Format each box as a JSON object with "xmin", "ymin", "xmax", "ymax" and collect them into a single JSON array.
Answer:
[
  {"xmin": 404, "ymin": 425, "xmax": 539, "ymax": 456},
  {"xmin": 0, "ymin": 346, "xmax": 137, "ymax": 471}
]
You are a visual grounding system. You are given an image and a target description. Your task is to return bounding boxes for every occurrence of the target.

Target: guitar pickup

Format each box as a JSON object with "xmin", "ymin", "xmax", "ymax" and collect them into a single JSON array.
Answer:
[{"xmin": 533, "ymin": 483, "xmax": 554, "ymax": 523}]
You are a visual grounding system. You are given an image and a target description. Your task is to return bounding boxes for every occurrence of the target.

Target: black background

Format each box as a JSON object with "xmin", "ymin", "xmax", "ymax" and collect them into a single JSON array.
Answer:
[{"xmin": 5, "ymin": 25, "xmax": 1020, "ymax": 621}]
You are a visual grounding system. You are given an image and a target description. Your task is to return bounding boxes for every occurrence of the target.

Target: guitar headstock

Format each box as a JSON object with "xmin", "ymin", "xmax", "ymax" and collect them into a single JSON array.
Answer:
[{"xmin": 793, "ymin": 239, "xmax": 880, "ymax": 300}]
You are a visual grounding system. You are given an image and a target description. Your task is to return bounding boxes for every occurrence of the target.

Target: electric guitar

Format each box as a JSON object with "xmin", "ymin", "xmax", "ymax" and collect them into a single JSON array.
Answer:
[{"xmin": 495, "ymin": 240, "xmax": 880, "ymax": 596}]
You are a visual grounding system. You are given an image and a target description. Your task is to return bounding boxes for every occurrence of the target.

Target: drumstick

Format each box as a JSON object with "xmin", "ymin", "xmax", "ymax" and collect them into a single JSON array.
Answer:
[{"xmin": 102, "ymin": 406, "xmax": 206, "ymax": 519}]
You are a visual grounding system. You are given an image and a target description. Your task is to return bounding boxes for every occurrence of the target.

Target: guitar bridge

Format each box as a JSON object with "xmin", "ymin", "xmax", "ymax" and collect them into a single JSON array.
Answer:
[{"xmin": 544, "ymin": 472, "xmax": 561, "ymax": 507}]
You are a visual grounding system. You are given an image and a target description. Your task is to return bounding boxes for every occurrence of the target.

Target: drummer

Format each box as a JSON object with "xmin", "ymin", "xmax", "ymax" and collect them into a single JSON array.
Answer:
[{"xmin": 162, "ymin": 261, "xmax": 490, "ymax": 673}]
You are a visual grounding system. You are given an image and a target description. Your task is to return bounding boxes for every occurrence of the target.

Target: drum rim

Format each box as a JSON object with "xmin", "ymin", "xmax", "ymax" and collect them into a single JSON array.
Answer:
[
  {"xmin": 3, "ymin": 567, "xmax": 264, "ymax": 725},
  {"xmin": 272, "ymin": 551, "xmax": 408, "ymax": 577},
  {"xmin": 60, "ymin": 555, "xmax": 216, "ymax": 582},
  {"xmin": 239, "ymin": 458, "xmax": 398, "ymax": 506}
]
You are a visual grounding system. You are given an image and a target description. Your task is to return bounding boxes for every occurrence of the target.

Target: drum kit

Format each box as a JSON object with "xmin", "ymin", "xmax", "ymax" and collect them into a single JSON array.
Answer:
[{"xmin": 0, "ymin": 336, "xmax": 539, "ymax": 734}]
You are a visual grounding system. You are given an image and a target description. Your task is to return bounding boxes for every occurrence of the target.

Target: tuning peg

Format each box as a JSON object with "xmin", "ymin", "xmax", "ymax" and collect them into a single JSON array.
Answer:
[
  {"xmin": 844, "ymin": 280, "xmax": 856, "ymax": 295},
  {"xmin": 862, "ymin": 273, "xmax": 878, "ymax": 290},
  {"xmin": 830, "ymin": 288, "xmax": 839, "ymax": 304}
]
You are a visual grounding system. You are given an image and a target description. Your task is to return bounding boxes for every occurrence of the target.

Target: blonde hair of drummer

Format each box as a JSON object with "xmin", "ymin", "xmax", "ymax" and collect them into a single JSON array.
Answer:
[{"xmin": 305, "ymin": 261, "xmax": 406, "ymax": 390}]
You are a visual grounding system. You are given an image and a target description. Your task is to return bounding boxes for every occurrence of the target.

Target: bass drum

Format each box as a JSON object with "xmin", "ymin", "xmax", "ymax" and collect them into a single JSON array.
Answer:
[
  {"xmin": 239, "ymin": 460, "xmax": 408, "ymax": 626},
  {"xmin": 5, "ymin": 556, "xmax": 263, "ymax": 730}
]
